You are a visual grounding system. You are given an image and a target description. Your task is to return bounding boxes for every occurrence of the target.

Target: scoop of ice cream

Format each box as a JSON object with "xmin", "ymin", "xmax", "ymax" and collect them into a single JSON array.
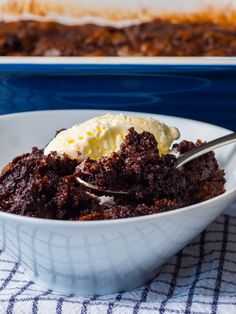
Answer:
[{"xmin": 44, "ymin": 113, "xmax": 180, "ymax": 160}]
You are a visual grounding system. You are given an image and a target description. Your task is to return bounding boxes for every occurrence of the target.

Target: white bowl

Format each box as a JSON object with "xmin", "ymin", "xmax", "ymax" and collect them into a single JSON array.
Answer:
[{"xmin": 0, "ymin": 110, "xmax": 236, "ymax": 295}]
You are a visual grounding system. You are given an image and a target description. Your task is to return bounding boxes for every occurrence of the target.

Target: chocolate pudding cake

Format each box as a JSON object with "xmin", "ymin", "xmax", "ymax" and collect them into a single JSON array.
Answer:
[
  {"xmin": 1, "ymin": 19, "xmax": 236, "ymax": 56},
  {"xmin": 0, "ymin": 126, "xmax": 225, "ymax": 221}
]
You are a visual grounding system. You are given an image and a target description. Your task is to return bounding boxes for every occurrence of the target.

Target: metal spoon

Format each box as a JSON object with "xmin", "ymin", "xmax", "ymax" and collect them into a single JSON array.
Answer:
[
  {"xmin": 77, "ymin": 132, "xmax": 236, "ymax": 195},
  {"xmin": 176, "ymin": 132, "xmax": 236, "ymax": 168}
]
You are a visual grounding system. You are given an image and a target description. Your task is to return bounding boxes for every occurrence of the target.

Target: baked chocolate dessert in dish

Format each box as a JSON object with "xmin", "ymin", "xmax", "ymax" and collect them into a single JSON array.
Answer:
[
  {"xmin": 0, "ymin": 114, "xmax": 225, "ymax": 220},
  {"xmin": 1, "ymin": 19, "xmax": 236, "ymax": 56}
]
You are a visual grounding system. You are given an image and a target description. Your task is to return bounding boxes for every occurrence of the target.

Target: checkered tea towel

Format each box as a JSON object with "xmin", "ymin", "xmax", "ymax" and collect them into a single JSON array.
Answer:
[{"xmin": 0, "ymin": 210, "xmax": 236, "ymax": 314}]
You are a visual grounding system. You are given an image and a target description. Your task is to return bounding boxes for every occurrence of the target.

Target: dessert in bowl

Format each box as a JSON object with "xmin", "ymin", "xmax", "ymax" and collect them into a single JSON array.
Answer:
[
  {"xmin": 0, "ymin": 110, "xmax": 235, "ymax": 295},
  {"xmin": 0, "ymin": 113, "xmax": 226, "ymax": 220}
]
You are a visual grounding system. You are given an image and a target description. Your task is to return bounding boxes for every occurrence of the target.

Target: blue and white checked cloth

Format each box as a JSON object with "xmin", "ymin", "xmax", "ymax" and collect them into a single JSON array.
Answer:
[{"xmin": 1, "ymin": 210, "xmax": 236, "ymax": 314}]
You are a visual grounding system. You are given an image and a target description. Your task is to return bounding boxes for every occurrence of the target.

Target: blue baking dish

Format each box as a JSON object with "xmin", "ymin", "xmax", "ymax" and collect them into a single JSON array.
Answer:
[{"xmin": 0, "ymin": 57, "xmax": 236, "ymax": 131}]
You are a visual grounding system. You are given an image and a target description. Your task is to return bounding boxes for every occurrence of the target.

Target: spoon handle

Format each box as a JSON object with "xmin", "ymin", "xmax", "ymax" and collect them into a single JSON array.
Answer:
[{"xmin": 176, "ymin": 132, "xmax": 236, "ymax": 168}]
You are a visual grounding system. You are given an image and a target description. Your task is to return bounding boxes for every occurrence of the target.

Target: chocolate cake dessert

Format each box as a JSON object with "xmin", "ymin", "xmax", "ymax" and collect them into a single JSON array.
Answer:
[
  {"xmin": 0, "ymin": 128, "xmax": 225, "ymax": 220},
  {"xmin": 1, "ymin": 19, "xmax": 236, "ymax": 56}
]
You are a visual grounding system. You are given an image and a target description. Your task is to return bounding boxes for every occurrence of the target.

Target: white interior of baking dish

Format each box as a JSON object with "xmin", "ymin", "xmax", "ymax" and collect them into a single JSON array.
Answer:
[{"xmin": 0, "ymin": 0, "xmax": 236, "ymax": 26}]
